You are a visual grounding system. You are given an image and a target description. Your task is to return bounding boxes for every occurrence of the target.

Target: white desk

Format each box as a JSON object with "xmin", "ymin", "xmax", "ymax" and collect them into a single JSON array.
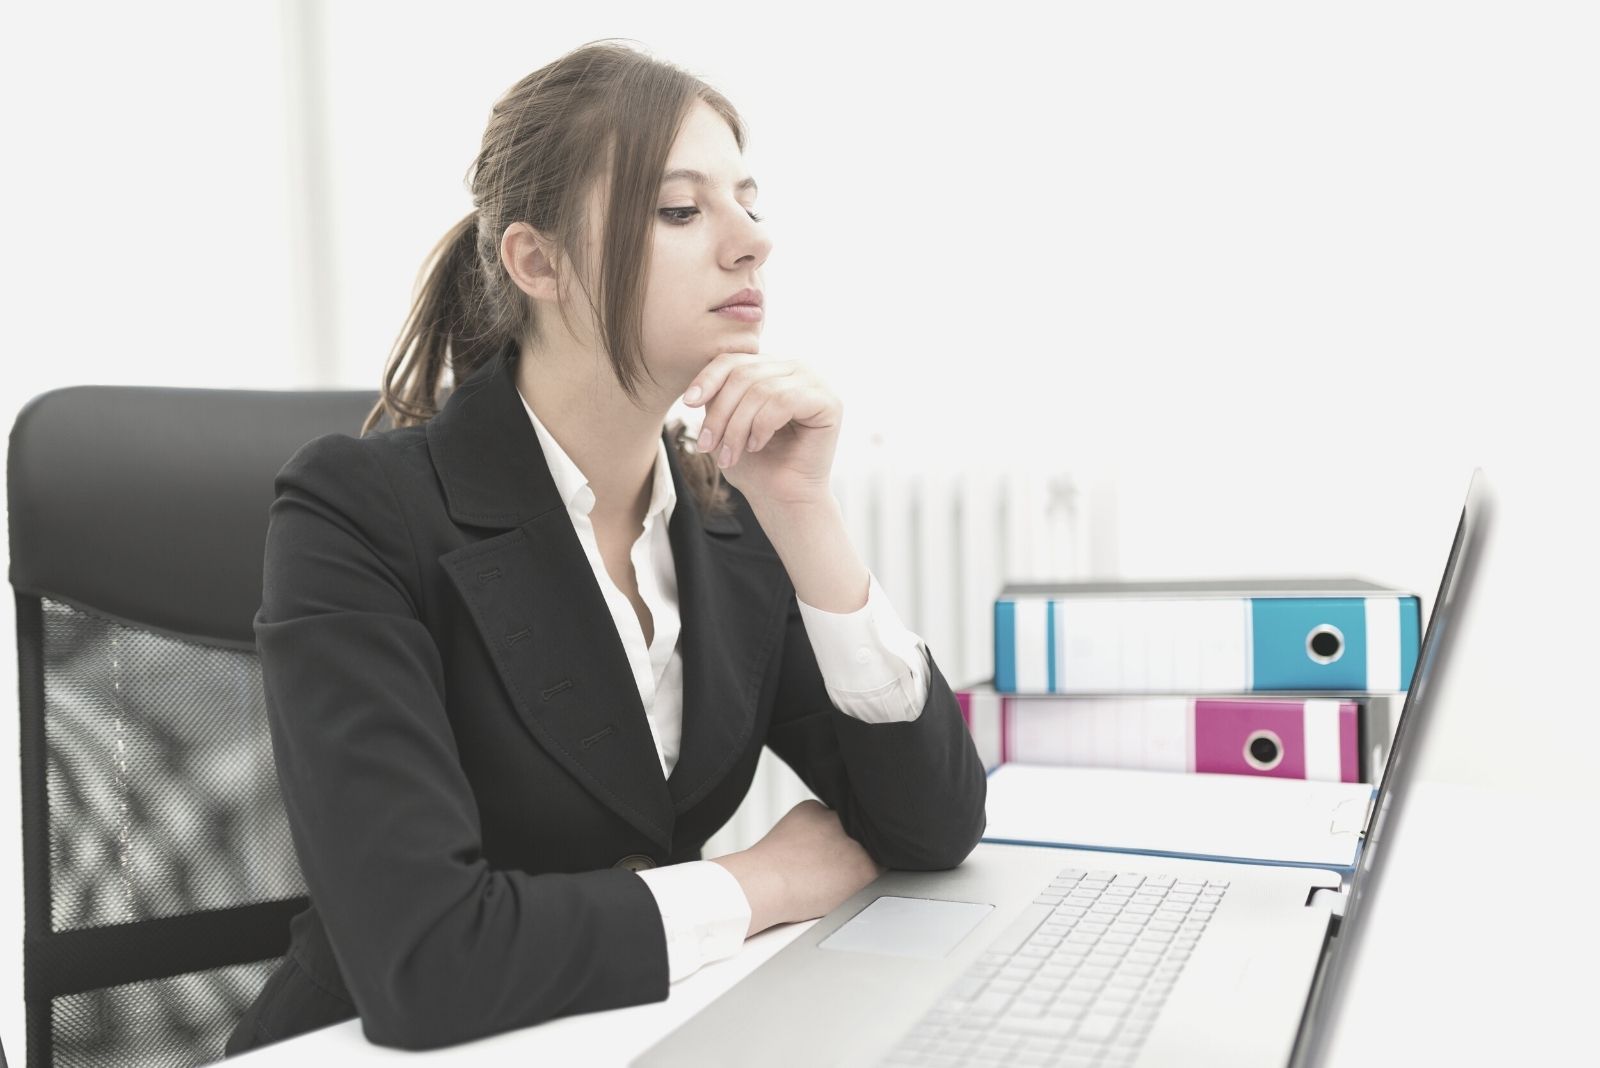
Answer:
[
  {"xmin": 232, "ymin": 781, "xmax": 1590, "ymax": 1066},
  {"xmin": 230, "ymin": 911, "xmax": 821, "ymax": 1066}
]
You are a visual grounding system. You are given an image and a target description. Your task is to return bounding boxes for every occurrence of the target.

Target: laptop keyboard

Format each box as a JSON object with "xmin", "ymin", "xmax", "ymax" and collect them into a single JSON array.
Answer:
[{"xmin": 878, "ymin": 866, "xmax": 1230, "ymax": 1067}]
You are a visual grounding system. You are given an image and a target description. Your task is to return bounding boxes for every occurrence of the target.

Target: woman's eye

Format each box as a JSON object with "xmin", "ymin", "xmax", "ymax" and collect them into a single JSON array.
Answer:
[{"xmin": 659, "ymin": 207, "xmax": 764, "ymax": 224}]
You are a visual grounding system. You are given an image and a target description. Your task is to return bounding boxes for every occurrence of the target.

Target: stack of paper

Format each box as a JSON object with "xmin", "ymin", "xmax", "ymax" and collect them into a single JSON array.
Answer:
[{"xmin": 981, "ymin": 762, "xmax": 1376, "ymax": 872}]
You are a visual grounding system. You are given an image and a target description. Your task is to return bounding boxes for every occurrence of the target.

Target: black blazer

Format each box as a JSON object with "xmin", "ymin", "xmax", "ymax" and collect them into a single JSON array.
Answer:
[{"xmin": 224, "ymin": 351, "xmax": 988, "ymax": 1055}]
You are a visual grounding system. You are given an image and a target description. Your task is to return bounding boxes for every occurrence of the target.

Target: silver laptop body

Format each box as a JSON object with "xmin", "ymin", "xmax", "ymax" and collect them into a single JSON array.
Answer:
[{"xmin": 635, "ymin": 470, "xmax": 1488, "ymax": 1068}]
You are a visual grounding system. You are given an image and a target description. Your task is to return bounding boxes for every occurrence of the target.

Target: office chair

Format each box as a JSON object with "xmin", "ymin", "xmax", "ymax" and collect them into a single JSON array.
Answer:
[{"xmin": 9, "ymin": 382, "xmax": 379, "ymax": 1068}]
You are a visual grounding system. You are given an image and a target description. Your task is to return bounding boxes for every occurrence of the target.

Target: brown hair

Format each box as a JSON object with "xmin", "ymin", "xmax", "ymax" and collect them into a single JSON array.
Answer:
[{"xmin": 360, "ymin": 38, "xmax": 740, "ymax": 519}]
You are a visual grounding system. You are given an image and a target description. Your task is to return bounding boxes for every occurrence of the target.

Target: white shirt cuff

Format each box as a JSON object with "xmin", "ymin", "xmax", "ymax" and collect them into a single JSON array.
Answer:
[
  {"xmin": 634, "ymin": 860, "xmax": 752, "ymax": 983},
  {"xmin": 796, "ymin": 570, "xmax": 931, "ymax": 723}
]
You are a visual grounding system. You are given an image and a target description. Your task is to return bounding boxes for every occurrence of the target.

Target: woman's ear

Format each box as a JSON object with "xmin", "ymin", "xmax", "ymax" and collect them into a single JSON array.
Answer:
[{"xmin": 501, "ymin": 221, "xmax": 561, "ymax": 304}]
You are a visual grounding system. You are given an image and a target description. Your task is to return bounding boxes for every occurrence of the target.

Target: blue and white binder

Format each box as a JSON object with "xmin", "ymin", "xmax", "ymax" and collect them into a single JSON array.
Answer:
[{"xmin": 993, "ymin": 578, "xmax": 1421, "ymax": 694}]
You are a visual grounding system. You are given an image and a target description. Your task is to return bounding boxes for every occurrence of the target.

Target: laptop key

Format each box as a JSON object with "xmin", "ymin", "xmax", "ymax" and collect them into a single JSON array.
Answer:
[
  {"xmin": 970, "ymin": 991, "xmax": 1013, "ymax": 1015},
  {"xmin": 1009, "ymin": 998, "xmax": 1050, "ymax": 1018},
  {"xmin": 1075, "ymin": 1012, "xmax": 1124, "ymax": 1042},
  {"xmin": 1054, "ymin": 996, "xmax": 1093, "ymax": 1018},
  {"xmin": 994, "ymin": 1013, "xmax": 1079, "ymax": 1038}
]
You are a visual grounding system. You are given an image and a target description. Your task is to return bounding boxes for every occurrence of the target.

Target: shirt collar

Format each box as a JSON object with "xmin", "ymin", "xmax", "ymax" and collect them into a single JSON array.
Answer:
[{"xmin": 517, "ymin": 387, "xmax": 677, "ymax": 526}]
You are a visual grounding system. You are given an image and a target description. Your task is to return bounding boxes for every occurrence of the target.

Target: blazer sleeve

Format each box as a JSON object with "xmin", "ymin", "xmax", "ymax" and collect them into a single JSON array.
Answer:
[
  {"xmin": 763, "ymin": 582, "xmax": 989, "ymax": 871},
  {"xmin": 254, "ymin": 432, "xmax": 669, "ymax": 1051}
]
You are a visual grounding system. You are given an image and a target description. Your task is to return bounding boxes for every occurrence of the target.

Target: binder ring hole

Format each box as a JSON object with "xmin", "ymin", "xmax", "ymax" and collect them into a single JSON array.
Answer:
[
  {"xmin": 1243, "ymin": 729, "xmax": 1284, "ymax": 771},
  {"xmin": 1306, "ymin": 624, "xmax": 1344, "ymax": 664}
]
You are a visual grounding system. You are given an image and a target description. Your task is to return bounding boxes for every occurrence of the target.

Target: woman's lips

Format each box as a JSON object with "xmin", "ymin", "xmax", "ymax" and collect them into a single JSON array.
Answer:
[{"xmin": 713, "ymin": 304, "xmax": 763, "ymax": 321}]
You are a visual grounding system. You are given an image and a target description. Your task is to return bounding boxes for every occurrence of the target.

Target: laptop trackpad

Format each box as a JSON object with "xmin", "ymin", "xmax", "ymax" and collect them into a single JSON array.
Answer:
[{"xmin": 817, "ymin": 896, "xmax": 995, "ymax": 960}]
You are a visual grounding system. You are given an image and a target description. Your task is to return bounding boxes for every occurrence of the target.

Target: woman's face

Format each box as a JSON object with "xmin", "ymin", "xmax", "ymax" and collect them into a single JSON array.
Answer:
[{"xmin": 640, "ymin": 100, "xmax": 772, "ymax": 392}]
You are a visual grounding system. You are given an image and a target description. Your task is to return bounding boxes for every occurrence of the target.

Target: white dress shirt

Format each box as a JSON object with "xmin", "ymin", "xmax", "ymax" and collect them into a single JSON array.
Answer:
[{"xmin": 518, "ymin": 388, "xmax": 931, "ymax": 981}]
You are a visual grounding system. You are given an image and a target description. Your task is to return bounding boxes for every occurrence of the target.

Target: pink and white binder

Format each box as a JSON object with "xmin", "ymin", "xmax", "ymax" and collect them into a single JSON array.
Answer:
[{"xmin": 956, "ymin": 684, "xmax": 1364, "ymax": 783}]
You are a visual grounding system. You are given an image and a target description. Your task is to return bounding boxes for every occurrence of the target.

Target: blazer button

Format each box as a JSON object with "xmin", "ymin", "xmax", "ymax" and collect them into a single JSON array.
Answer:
[{"xmin": 613, "ymin": 854, "xmax": 657, "ymax": 871}]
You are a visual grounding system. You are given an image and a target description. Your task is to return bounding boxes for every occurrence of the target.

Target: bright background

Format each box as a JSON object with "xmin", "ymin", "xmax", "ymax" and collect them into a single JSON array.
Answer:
[{"xmin": 3, "ymin": 1, "xmax": 1596, "ymax": 1062}]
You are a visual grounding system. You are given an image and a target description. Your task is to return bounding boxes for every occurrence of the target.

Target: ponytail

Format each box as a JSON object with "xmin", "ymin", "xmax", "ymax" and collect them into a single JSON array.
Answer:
[{"xmin": 361, "ymin": 209, "xmax": 514, "ymax": 435}]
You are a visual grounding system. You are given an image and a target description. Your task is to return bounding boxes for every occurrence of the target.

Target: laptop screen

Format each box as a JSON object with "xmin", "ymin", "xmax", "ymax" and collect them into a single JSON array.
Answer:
[{"xmin": 1298, "ymin": 467, "xmax": 1493, "ymax": 1063}]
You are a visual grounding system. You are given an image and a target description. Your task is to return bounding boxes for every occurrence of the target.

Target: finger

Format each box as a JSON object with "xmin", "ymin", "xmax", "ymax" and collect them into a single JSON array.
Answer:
[
  {"xmin": 752, "ymin": 384, "xmax": 834, "ymax": 448},
  {"xmin": 699, "ymin": 360, "xmax": 792, "ymax": 453},
  {"xmin": 699, "ymin": 357, "xmax": 794, "ymax": 450},
  {"xmin": 745, "ymin": 387, "xmax": 796, "ymax": 452},
  {"xmin": 719, "ymin": 381, "xmax": 783, "ymax": 469},
  {"xmin": 692, "ymin": 354, "xmax": 760, "ymax": 450},
  {"xmin": 684, "ymin": 351, "xmax": 756, "ymax": 411}
]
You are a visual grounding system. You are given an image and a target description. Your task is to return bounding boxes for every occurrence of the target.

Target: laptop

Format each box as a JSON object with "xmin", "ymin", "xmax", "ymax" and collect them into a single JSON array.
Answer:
[{"xmin": 635, "ymin": 469, "xmax": 1490, "ymax": 1068}]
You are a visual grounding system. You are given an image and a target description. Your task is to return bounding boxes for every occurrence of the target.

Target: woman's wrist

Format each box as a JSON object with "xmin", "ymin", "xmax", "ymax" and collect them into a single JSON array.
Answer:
[{"xmin": 709, "ymin": 849, "xmax": 789, "ymax": 937}]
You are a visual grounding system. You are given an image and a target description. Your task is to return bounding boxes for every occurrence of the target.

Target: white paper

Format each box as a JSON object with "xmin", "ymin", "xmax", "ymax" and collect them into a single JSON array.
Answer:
[{"xmin": 981, "ymin": 762, "xmax": 1374, "ymax": 869}]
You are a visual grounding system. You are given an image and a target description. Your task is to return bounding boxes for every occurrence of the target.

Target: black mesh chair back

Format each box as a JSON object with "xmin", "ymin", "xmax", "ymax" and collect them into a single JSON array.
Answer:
[{"xmin": 9, "ymin": 383, "xmax": 379, "ymax": 1068}]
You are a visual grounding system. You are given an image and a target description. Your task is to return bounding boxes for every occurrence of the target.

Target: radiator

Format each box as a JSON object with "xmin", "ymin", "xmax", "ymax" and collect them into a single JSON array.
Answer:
[{"xmin": 700, "ymin": 441, "xmax": 1110, "ymax": 858}]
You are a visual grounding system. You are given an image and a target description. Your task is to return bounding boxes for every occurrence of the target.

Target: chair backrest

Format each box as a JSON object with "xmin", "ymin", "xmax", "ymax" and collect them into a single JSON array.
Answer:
[{"xmin": 9, "ymin": 383, "xmax": 379, "ymax": 1068}]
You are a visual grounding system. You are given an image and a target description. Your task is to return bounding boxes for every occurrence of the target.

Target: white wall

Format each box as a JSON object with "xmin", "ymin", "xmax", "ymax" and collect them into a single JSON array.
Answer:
[{"xmin": 3, "ymin": 1, "xmax": 1597, "ymax": 1061}]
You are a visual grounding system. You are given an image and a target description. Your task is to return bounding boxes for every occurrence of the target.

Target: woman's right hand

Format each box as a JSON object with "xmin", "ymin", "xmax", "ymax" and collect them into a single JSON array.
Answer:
[{"xmin": 712, "ymin": 800, "xmax": 887, "ymax": 936}]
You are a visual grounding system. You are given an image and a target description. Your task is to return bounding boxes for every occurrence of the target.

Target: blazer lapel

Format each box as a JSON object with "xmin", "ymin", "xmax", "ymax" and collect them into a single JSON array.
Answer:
[
  {"xmin": 427, "ymin": 352, "xmax": 788, "ymax": 854},
  {"xmin": 662, "ymin": 472, "xmax": 788, "ymax": 814}
]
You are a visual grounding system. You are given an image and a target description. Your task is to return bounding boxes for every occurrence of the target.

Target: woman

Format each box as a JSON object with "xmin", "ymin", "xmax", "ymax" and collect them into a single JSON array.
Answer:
[{"xmin": 225, "ymin": 38, "xmax": 987, "ymax": 1056}]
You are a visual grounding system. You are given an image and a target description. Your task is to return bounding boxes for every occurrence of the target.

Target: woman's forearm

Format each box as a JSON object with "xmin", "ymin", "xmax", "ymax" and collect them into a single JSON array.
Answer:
[{"xmin": 747, "ymin": 493, "xmax": 870, "ymax": 614}]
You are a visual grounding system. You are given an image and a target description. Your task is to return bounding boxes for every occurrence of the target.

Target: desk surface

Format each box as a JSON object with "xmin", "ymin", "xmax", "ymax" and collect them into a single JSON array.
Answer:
[
  {"xmin": 231, "ymin": 780, "xmax": 1591, "ymax": 1067},
  {"xmin": 232, "ymin": 909, "xmax": 820, "ymax": 1065}
]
